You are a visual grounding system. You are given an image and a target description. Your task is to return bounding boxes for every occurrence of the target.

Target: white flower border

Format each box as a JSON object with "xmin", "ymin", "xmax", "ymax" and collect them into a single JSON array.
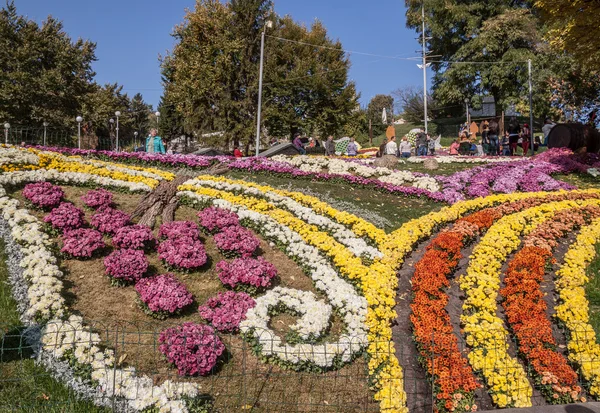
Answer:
[{"xmin": 178, "ymin": 190, "xmax": 369, "ymax": 368}]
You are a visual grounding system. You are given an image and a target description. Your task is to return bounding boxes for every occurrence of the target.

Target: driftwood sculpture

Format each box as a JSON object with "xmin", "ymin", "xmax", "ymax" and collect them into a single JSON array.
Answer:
[{"xmin": 548, "ymin": 123, "xmax": 600, "ymax": 153}]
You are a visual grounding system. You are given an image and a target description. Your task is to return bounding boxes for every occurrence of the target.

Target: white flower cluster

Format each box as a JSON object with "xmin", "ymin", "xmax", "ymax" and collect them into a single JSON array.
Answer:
[
  {"xmin": 244, "ymin": 287, "xmax": 332, "ymax": 340},
  {"xmin": 0, "ymin": 146, "xmax": 39, "ymax": 167},
  {"xmin": 185, "ymin": 178, "xmax": 383, "ymax": 259},
  {"xmin": 179, "ymin": 190, "xmax": 368, "ymax": 368},
  {"xmin": 0, "ymin": 169, "xmax": 152, "ymax": 192},
  {"xmin": 272, "ymin": 154, "xmax": 440, "ymax": 191}
]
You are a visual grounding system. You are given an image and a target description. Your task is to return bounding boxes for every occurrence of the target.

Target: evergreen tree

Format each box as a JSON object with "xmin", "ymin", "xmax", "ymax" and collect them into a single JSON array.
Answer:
[
  {"xmin": 129, "ymin": 93, "xmax": 152, "ymax": 138},
  {"xmin": 366, "ymin": 95, "xmax": 394, "ymax": 136}
]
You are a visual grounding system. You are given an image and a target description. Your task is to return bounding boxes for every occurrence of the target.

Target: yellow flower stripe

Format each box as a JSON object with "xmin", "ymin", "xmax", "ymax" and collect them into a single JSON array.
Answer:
[
  {"xmin": 85, "ymin": 158, "xmax": 175, "ymax": 181},
  {"xmin": 178, "ymin": 183, "xmax": 408, "ymax": 412},
  {"xmin": 37, "ymin": 153, "xmax": 162, "ymax": 189},
  {"xmin": 461, "ymin": 198, "xmax": 600, "ymax": 408},
  {"xmin": 555, "ymin": 218, "xmax": 600, "ymax": 396},
  {"xmin": 193, "ymin": 175, "xmax": 387, "ymax": 247},
  {"xmin": 1, "ymin": 164, "xmax": 39, "ymax": 173}
]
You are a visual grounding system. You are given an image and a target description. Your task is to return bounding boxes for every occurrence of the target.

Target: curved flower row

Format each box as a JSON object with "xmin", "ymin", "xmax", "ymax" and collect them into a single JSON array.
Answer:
[
  {"xmin": 183, "ymin": 177, "xmax": 383, "ymax": 259},
  {"xmin": 555, "ymin": 218, "xmax": 600, "ymax": 396}
]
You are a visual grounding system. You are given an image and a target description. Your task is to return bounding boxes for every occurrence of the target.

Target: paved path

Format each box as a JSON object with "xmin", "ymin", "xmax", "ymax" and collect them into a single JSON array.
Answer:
[{"xmin": 481, "ymin": 403, "xmax": 600, "ymax": 413}]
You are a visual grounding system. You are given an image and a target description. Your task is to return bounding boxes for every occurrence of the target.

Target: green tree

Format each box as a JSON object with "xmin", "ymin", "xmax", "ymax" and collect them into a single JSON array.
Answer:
[
  {"xmin": 129, "ymin": 93, "xmax": 152, "ymax": 138},
  {"xmin": 342, "ymin": 107, "xmax": 369, "ymax": 143},
  {"xmin": 0, "ymin": 1, "xmax": 96, "ymax": 127},
  {"xmin": 366, "ymin": 94, "xmax": 393, "ymax": 136}
]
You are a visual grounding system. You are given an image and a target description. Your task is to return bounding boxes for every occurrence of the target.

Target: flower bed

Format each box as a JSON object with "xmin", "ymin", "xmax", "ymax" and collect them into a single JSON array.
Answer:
[
  {"xmin": 91, "ymin": 207, "xmax": 131, "ymax": 235},
  {"xmin": 61, "ymin": 228, "xmax": 105, "ymax": 258},
  {"xmin": 135, "ymin": 273, "xmax": 194, "ymax": 319},
  {"xmin": 197, "ymin": 206, "xmax": 239, "ymax": 234},
  {"xmin": 22, "ymin": 181, "xmax": 64, "ymax": 209},
  {"xmin": 198, "ymin": 291, "xmax": 256, "ymax": 333},
  {"xmin": 81, "ymin": 188, "xmax": 113, "ymax": 209},
  {"xmin": 216, "ymin": 256, "xmax": 277, "ymax": 293},
  {"xmin": 44, "ymin": 202, "xmax": 85, "ymax": 232},
  {"xmin": 158, "ymin": 221, "xmax": 201, "ymax": 241},
  {"xmin": 157, "ymin": 237, "xmax": 208, "ymax": 271},
  {"xmin": 104, "ymin": 249, "xmax": 149, "ymax": 285},
  {"xmin": 112, "ymin": 224, "xmax": 156, "ymax": 250},
  {"xmin": 213, "ymin": 225, "xmax": 259, "ymax": 258}
]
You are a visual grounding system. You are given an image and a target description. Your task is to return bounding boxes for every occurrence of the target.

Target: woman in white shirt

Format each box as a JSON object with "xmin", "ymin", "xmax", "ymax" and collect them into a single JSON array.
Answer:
[
  {"xmin": 399, "ymin": 137, "xmax": 412, "ymax": 158},
  {"xmin": 385, "ymin": 136, "xmax": 398, "ymax": 156}
]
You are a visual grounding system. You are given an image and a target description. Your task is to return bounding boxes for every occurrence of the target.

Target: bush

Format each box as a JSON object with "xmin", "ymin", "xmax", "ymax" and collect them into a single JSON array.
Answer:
[
  {"xmin": 197, "ymin": 207, "xmax": 239, "ymax": 234},
  {"xmin": 157, "ymin": 237, "xmax": 208, "ymax": 271},
  {"xmin": 135, "ymin": 274, "xmax": 194, "ymax": 319},
  {"xmin": 216, "ymin": 257, "xmax": 277, "ymax": 292},
  {"xmin": 44, "ymin": 202, "xmax": 85, "ymax": 232},
  {"xmin": 61, "ymin": 228, "xmax": 105, "ymax": 258},
  {"xmin": 91, "ymin": 207, "xmax": 130, "ymax": 235},
  {"xmin": 213, "ymin": 226, "xmax": 259, "ymax": 258},
  {"xmin": 81, "ymin": 188, "xmax": 113, "ymax": 209},
  {"xmin": 158, "ymin": 221, "xmax": 201, "ymax": 241},
  {"xmin": 112, "ymin": 224, "xmax": 156, "ymax": 250},
  {"xmin": 104, "ymin": 249, "xmax": 148, "ymax": 285},
  {"xmin": 22, "ymin": 182, "xmax": 64, "ymax": 209},
  {"xmin": 199, "ymin": 291, "xmax": 256, "ymax": 332}
]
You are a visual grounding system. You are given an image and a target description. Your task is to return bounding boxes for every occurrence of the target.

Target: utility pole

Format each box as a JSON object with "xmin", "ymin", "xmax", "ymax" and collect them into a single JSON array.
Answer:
[
  {"xmin": 421, "ymin": 2, "xmax": 428, "ymax": 134},
  {"xmin": 528, "ymin": 59, "xmax": 534, "ymax": 156}
]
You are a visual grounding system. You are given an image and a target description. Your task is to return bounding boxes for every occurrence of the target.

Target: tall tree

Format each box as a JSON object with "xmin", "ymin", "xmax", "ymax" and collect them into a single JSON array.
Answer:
[
  {"xmin": 0, "ymin": 1, "xmax": 96, "ymax": 127},
  {"xmin": 392, "ymin": 86, "xmax": 436, "ymax": 125},
  {"xmin": 129, "ymin": 93, "xmax": 152, "ymax": 138},
  {"xmin": 366, "ymin": 94, "xmax": 393, "ymax": 136}
]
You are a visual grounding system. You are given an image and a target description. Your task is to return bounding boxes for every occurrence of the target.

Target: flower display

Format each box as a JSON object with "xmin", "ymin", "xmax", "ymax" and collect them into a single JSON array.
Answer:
[
  {"xmin": 61, "ymin": 228, "xmax": 105, "ymax": 258},
  {"xmin": 213, "ymin": 225, "xmax": 260, "ymax": 258},
  {"xmin": 158, "ymin": 220, "xmax": 201, "ymax": 241},
  {"xmin": 159, "ymin": 323, "xmax": 225, "ymax": 377},
  {"xmin": 22, "ymin": 181, "xmax": 64, "ymax": 209},
  {"xmin": 197, "ymin": 206, "xmax": 239, "ymax": 234},
  {"xmin": 216, "ymin": 256, "xmax": 277, "ymax": 292},
  {"xmin": 157, "ymin": 237, "xmax": 208, "ymax": 271},
  {"xmin": 81, "ymin": 188, "xmax": 113, "ymax": 209},
  {"xmin": 91, "ymin": 207, "xmax": 131, "ymax": 235},
  {"xmin": 43, "ymin": 202, "xmax": 85, "ymax": 232},
  {"xmin": 104, "ymin": 249, "xmax": 148, "ymax": 285},
  {"xmin": 198, "ymin": 291, "xmax": 256, "ymax": 332},
  {"xmin": 135, "ymin": 273, "xmax": 194, "ymax": 319},
  {"xmin": 112, "ymin": 224, "xmax": 156, "ymax": 250}
]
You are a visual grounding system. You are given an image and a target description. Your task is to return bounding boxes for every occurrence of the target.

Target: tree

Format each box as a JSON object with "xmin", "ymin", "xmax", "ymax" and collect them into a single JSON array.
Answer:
[
  {"xmin": 535, "ymin": 0, "xmax": 600, "ymax": 72},
  {"xmin": 0, "ymin": 1, "xmax": 96, "ymax": 127},
  {"xmin": 366, "ymin": 95, "xmax": 393, "ymax": 136},
  {"xmin": 162, "ymin": 0, "xmax": 357, "ymax": 151},
  {"xmin": 392, "ymin": 86, "xmax": 436, "ymax": 124},
  {"xmin": 342, "ymin": 107, "xmax": 369, "ymax": 143},
  {"xmin": 129, "ymin": 93, "xmax": 152, "ymax": 138}
]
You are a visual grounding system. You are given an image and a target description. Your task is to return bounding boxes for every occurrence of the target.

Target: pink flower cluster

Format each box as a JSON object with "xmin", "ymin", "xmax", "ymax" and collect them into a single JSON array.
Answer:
[
  {"xmin": 44, "ymin": 202, "xmax": 85, "ymax": 232},
  {"xmin": 61, "ymin": 228, "xmax": 105, "ymax": 258},
  {"xmin": 216, "ymin": 256, "xmax": 277, "ymax": 290},
  {"xmin": 104, "ymin": 249, "xmax": 148, "ymax": 284},
  {"xmin": 197, "ymin": 207, "xmax": 239, "ymax": 234},
  {"xmin": 158, "ymin": 237, "xmax": 208, "ymax": 271},
  {"xmin": 91, "ymin": 207, "xmax": 131, "ymax": 235},
  {"xmin": 81, "ymin": 188, "xmax": 113, "ymax": 209},
  {"xmin": 198, "ymin": 291, "xmax": 256, "ymax": 332},
  {"xmin": 112, "ymin": 224, "xmax": 156, "ymax": 250},
  {"xmin": 22, "ymin": 182, "xmax": 64, "ymax": 209},
  {"xmin": 158, "ymin": 322, "xmax": 225, "ymax": 377},
  {"xmin": 135, "ymin": 273, "xmax": 194, "ymax": 318},
  {"xmin": 214, "ymin": 225, "xmax": 260, "ymax": 258},
  {"xmin": 158, "ymin": 221, "xmax": 201, "ymax": 241}
]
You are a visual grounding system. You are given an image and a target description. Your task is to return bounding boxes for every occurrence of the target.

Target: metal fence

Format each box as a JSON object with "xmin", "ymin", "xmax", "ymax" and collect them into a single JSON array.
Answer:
[{"xmin": 2, "ymin": 318, "xmax": 596, "ymax": 412}]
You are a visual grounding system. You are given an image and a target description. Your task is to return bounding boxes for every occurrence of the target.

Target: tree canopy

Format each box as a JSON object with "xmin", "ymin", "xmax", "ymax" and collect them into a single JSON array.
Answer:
[{"xmin": 366, "ymin": 94, "xmax": 394, "ymax": 136}]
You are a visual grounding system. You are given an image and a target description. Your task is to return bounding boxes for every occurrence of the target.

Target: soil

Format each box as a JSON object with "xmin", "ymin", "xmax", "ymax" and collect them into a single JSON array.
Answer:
[{"xmin": 10, "ymin": 186, "xmax": 378, "ymax": 412}]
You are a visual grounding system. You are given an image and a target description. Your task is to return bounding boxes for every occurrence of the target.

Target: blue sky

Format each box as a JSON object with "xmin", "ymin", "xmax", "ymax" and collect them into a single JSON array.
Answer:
[{"xmin": 15, "ymin": 0, "xmax": 430, "ymax": 109}]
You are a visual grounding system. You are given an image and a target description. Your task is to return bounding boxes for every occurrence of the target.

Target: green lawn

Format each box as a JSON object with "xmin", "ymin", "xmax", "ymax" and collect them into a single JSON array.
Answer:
[{"xmin": 0, "ymin": 241, "xmax": 108, "ymax": 413}]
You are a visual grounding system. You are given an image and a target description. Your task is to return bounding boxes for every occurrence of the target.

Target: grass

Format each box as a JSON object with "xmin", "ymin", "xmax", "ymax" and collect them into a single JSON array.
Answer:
[
  {"xmin": 0, "ymin": 239, "xmax": 109, "ymax": 412},
  {"xmin": 585, "ymin": 243, "xmax": 600, "ymax": 341}
]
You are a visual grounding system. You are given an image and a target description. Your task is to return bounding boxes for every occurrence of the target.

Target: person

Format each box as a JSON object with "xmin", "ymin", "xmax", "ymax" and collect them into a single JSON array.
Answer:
[
  {"xmin": 542, "ymin": 118, "xmax": 555, "ymax": 146},
  {"xmin": 487, "ymin": 117, "xmax": 500, "ymax": 156},
  {"xmin": 501, "ymin": 131, "xmax": 511, "ymax": 156},
  {"xmin": 385, "ymin": 136, "xmax": 398, "ymax": 156},
  {"xmin": 533, "ymin": 135, "xmax": 541, "ymax": 152},
  {"xmin": 399, "ymin": 136, "xmax": 412, "ymax": 158},
  {"xmin": 428, "ymin": 135, "xmax": 436, "ymax": 156},
  {"xmin": 521, "ymin": 123, "xmax": 531, "ymax": 156},
  {"xmin": 458, "ymin": 133, "xmax": 471, "ymax": 155},
  {"xmin": 449, "ymin": 139, "xmax": 460, "ymax": 155},
  {"xmin": 416, "ymin": 131, "xmax": 428, "ymax": 156},
  {"xmin": 233, "ymin": 146, "xmax": 243, "ymax": 158},
  {"xmin": 507, "ymin": 117, "xmax": 520, "ymax": 156},
  {"xmin": 481, "ymin": 120, "xmax": 489, "ymax": 155},
  {"xmin": 308, "ymin": 137, "xmax": 316, "ymax": 148},
  {"xmin": 145, "ymin": 129, "xmax": 166, "ymax": 154},
  {"xmin": 293, "ymin": 133, "xmax": 306, "ymax": 155},
  {"xmin": 325, "ymin": 135, "xmax": 335, "ymax": 156},
  {"xmin": 347, "ymin": 137, "xmax": 358, "ymax": 156}
]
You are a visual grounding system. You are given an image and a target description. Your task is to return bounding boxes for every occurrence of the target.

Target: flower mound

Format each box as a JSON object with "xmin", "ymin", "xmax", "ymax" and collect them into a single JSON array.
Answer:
[
  {"xmin": 44, "ymin": 202, "xmax": 85, "ymax": 232},
  {"xmin": 213, "ymin": 225, "xmax": 259, "ymax": 258},
  {"xmin": 135, "ymin": 273, "xmax": 193, "ymax": 319},
  {"xmin": 158, "ymin": 221, "xmax": 201, "ymax": 241},
  {"xmin": 158, "ymin": 323, "xmax": 225, "ymax": 377},
  {"xmin": 112, "ymin": 224, "xmax": 156, "ymax": 250},
  {"xmin": 104, "ymin": 249, "xmax": 148, "ymax": 284},
  {"xmin": 81, "ymin": 188, "xmax": 113, "ymax": 209},
  {"xmin": 22, "ymin": 182, "xmax": 64, "ymax": 209},
  {"xmin": 158, "ymin": 237, "xmax": 208, "ymax": 271},
  {"xmin": 199, "ymin": 291, "xmax": 256, "ymax": 333},
  {"xmin": 91, "ymin": 207, "xmax": 130, "ymax": 235},
  {"xmin": 216, "ymin": 256, "xmax": 277, "ymax": 291},
  {"xmin": 197, "ymin": 207, "xmax": 239, "ymax": 234},
  {"xmin": 61, "ymin": 228, "xmax": 105, "ymax": 258}
]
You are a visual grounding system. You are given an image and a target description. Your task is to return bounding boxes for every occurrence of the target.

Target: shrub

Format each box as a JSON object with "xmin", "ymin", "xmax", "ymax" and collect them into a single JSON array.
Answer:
[
  {"xmin": 112, "ymin": 224, "xmax": 156, "ymax": 250},
  {"xmin": 157, "ymin": 237, "xmax": 208, "ymax": 271},
  {"xmin": 158, "ymin": 221, "xmax": 201, "ymax": 241},
  {"xmin": 44, "ymin": 202, "xmax": 85, "ymax": 232},
  {"xmin": 135, "ymin": 274, "xmax": 193, "ymax": 319},
  {"xmin": 213, "ymin": 225, "xmax": 260, "ymax": 258},
  {"xmin": 216, "ymin": 257, "xmax": 277, "ymax": 292},
  {"xmin": 197, "ymin": 207, "xmax": 239, "ymax": 234},
  {"xmin": 104, "ymin": 249, "xmax": 148, "ymax": 285},
  {"xmin": 61, "ymin": 228, "xmax": 105, "ymax": 258},
  {"xmin": 81, "ymin": 188, "xmax": 113, "ymax": 209},
  {"xmin": 22, "ymin": 182, "xmax": 64, "ymax": 209},
  {"xmin": 199, "ymin": 291, "xmax": 256, "ymax": 333},
  {"xmin": 91, "ymin": 207, "xmax": 130, "ymax": 235}
]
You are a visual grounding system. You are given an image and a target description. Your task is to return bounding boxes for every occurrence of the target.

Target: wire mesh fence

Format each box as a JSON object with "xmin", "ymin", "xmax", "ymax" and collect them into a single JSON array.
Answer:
[{"xmin": 2, "ymin": 317, "xmax": 597, "ymax": 412}]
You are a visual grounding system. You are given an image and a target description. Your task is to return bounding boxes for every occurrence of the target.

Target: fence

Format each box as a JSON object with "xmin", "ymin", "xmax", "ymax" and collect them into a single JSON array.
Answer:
[{"xmin": 1, "ymin": 318, "xmax": 596, "ymax": 412}]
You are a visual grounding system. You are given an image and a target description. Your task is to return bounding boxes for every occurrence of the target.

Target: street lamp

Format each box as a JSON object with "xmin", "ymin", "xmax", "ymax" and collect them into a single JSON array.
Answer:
[
  {"xmin": 43, "ymin": 122, "xmax": 49, "ymax": 146},
  {"xmin": 134, "ymin": 131, "xmax": 138, "ymax": 150},
  {"xmin": 76, "ymin": 116, "xmax": 83, "ymax": 149},
  {"xmin": 464, "ymin": 98, "xmax": 470, "ymax": 126},
  {"xmin": 255, "ymin": 20, "xmax": 273, "ymax": 157},
  {"xmin": 3, "ymin": 122, "xmax": 10, "ymax": 145},
  {"xmin": 155, "ymin": 111, "xmax": 160, "ymax": 133},
  {"xmin": 115, "ymin": 111, "xmax": 121, "ymax": 152}
]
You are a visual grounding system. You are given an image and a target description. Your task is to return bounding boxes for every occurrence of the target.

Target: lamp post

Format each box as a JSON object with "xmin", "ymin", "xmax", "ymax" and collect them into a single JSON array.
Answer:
[
  {"xmin": 134, "ymin": 131, "xmax": 138, "ymax": 150},
  {"xmin": 155, "ymin": 111, "xmax": 160, "ymax": 133},
  {"xmin": 3, "ymin": 122, "xmax": 10, "ymax": 145},
  {"xmin": 255, "ymin": 20, "xmax": 273, "ymax": 157},
  {"xmin": 109, "ymin": 118, "xmax": 115, "ymax": 150},
  {"xmin": 43, "ymin": 122, "xmax": 49, "ymax": 146},
  {"xmin": 76, "ymin": 116, "xmax": 83, "ymax": 149},
  {"xmin": 115, "ymin": 111, "xmax": 121, "ymax": 152},
  {"xmin": 464, "ymin": 98, "xmax": 470, "ymax": 126}
]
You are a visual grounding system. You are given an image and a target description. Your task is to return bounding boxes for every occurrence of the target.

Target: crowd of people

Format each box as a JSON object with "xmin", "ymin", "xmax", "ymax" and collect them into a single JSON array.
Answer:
[{"xmin": 377, "ymin": 131, "xmax": 437, "ymax": 158}]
